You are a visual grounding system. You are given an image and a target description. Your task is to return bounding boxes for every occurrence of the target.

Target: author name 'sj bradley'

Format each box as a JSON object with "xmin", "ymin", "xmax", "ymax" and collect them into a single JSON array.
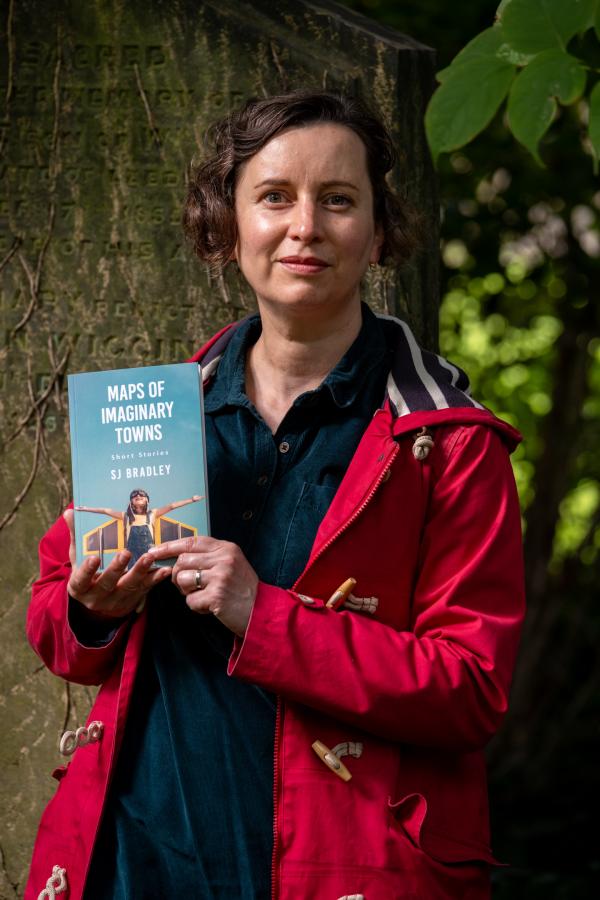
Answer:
[{"xmin": 111, "ymin": 464, "xmax": 171, "ymax": 480}]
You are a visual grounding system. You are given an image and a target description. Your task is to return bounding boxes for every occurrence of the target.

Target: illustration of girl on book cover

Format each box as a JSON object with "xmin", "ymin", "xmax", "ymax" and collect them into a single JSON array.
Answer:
[{"xmin": 76, "ymin": 489, "xmax": 204, "ymax": 568}]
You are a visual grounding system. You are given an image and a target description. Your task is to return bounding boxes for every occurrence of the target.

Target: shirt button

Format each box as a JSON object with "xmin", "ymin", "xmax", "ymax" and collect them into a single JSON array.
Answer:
[
  {"xmin": 242, "ymin": 510, "xmax": 253, "ymax": 521},
  {"xmin": 278, "ymin": 441, "xmax": 290, "ymax": 454},
  {"xmin": 257, "ymin": 475, "xmax": 269, "ymax": 486}
]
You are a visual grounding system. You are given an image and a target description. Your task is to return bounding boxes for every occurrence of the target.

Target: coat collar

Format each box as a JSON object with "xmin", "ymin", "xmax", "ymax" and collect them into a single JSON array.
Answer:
[{"xmin": 188, "ymin": 310, "xmax": 521, "ymax": 452}]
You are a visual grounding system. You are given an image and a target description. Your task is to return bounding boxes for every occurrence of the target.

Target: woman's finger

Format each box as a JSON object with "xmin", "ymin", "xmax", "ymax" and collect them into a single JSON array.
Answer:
[
  {"xmin": 185, "ymin": 589, "xmax": 214, "ymax": 615},
  {"xmin": 147, "ymin": 534, "xmax": 218, "ymax": 561},
  {"xmin": 170, "ymin": 550, "xmax": 214, "ymax": 578},
  {"xmin": 114, "ymin": 553, "xmax": 159, "ymax": 592},
  {"xmin": 174, "ymin": 567, "xmax": 207, "ymax": 593},
  {"xmin": 141, "ymin": 566, "xmax": 173, "ymax": 592},
  {"xmin": 67, "ymin": 555, "xmax": 101, "ymax": 598},
  {"xmin": 110, "ymin": 566, "xmax": 171, "ymax": 608},
  {"xmin": 92, "ymin": 551, "xmax": 131, "ymax": 594}
]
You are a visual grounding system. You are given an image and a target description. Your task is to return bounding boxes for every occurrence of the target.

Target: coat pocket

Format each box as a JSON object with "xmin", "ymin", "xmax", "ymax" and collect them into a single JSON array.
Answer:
[{"xmin": 388, "ymin": 793, "xmax": 504, "ymax": 867}]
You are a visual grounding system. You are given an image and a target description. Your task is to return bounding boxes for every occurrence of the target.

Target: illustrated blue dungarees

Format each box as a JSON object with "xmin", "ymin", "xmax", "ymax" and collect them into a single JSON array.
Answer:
[{"xmin": 125, "ymin": 512, "xmax": 154, "ymax": 568}]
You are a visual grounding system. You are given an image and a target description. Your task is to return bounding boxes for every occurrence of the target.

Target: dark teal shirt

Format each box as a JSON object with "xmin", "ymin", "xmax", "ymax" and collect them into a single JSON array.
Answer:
[{"xmin": 84, "ymin": 305, "xmax": 391, "ymax": 899}]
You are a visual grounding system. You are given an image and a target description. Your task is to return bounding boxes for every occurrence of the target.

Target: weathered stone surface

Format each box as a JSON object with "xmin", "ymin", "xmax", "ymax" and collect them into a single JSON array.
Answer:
[{"xmin": 0, "ymin": 0, "xmax": 436, "ymax": 892}]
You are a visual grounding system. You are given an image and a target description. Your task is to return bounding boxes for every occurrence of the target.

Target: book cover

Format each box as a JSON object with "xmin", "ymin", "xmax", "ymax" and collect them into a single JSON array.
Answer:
[{"xmin": 68, "ymin": 362, "xmax": 209, "ymax": 571}]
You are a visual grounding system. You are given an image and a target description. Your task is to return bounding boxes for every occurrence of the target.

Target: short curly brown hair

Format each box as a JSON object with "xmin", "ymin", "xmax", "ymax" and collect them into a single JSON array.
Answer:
[{"xmin": 182, "ymin": 90, "xmax": 420, "ymax": 274}]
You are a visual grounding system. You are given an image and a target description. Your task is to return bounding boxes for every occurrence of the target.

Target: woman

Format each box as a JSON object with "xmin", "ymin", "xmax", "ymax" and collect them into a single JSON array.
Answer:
[
  {"xmin": 75, "ymin": 489, "xmax": 204, "ymax": 568},
  {"xmin": 26, "ymin": 91, "xmax": 524, "ymax": 900}
]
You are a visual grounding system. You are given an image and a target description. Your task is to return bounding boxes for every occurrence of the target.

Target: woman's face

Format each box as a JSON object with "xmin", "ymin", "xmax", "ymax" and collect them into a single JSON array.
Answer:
[{"xmin": 234, "ymin": 123, "xmax": 383, "ymax": 323}]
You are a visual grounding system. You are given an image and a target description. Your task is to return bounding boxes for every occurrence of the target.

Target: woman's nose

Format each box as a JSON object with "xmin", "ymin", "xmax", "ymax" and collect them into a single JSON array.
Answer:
[{"xmin": 288, "ymin": 199, "xmax": 322, "ymax": 242}]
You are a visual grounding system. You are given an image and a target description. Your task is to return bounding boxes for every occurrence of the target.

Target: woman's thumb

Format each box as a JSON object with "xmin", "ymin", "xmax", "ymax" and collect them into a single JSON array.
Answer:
[{"xmin": 62, "ymin": 508, "xmax": 77, "ymax": 568}]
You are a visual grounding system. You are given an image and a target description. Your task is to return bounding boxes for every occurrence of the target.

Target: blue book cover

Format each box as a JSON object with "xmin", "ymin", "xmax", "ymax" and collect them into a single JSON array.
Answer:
[{"xmin": 68, "ymin": 363, "xmax": 209, "ymax": 570}]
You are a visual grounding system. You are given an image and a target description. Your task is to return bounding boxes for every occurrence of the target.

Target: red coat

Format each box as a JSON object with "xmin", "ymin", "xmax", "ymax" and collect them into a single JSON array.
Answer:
[{"xmin": 25, "ymin": 321, "xmax": 525, "ymax": 900}]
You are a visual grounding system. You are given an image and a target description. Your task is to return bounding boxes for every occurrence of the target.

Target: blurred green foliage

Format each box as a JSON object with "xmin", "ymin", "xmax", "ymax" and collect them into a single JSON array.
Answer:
[
  {"xmin": 341, "ymin": 0, "xmax": 600, "ymax": 895},
  {"xmin": 439, "ymin": 266, "xmax": 600, "ymax": 568}
]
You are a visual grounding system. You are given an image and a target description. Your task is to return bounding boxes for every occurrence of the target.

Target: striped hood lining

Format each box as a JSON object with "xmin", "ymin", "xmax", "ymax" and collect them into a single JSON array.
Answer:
[
  {"xmin": 377, "ymin": 313, "xmax": 484, "ymax": 416},
  {"xmin": 194, "ymin": 312, "xmax": 505, "ymax": 428}
]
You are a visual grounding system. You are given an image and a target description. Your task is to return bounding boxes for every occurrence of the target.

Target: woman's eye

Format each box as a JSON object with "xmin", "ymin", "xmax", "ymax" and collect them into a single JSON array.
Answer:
[
  {"xmin": 263, "ymin": 191, "xmax": 285, "ymax": 204},
  {"xmin": 325, "ymin": 194, "xmax": 351, "ymax": 207}
]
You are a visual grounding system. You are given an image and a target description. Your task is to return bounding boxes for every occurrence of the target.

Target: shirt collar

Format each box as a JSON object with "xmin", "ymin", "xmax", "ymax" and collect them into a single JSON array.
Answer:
[
  {"xmin": 203, "ymin": 303, "xmax": 389, "ymax": 414},
  {"xmin": 203, "ymin": 315, "xmax": 261, "ymax": 413},
  {"xmin": 320, "ymin": 303, "xmax": 388, "ymax": 408}
]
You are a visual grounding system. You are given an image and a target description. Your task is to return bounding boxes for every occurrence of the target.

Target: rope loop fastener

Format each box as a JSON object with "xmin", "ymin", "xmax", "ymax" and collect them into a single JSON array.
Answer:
[
  {"xmin": 59, "ymin": 719, "xmax": 104, "ymax": 757},
  {"xmin": 344, "ymin": 594, "xmax": 378, "ymax": 614},
  {"xmin": 412, "ymin": 426, "xmax": 434, "ymax": 461},
  {"xmin": 37, "ymin": 864, "xmax": 67, "ymax": 899}
]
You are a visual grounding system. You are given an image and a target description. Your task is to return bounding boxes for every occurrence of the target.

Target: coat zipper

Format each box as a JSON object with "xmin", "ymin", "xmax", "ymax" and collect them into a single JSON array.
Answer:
[
  {"xmin": 292, "ymin": 441, "xmax": 400, "ymax": 592},
  {"xmin": 270, "ymin": 440, "xmax": 399, "ymax": 899},
  {"xmin": 271, "ymin": 696, "xmax": 283, "ymax": 900}
]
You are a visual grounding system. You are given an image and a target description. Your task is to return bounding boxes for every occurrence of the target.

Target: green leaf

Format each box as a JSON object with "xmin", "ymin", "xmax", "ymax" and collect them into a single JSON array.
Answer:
[
  {"xmin": 500, "ymin": 0, "xmax": 596, "ymax": 54},
  {"xmin": 596, "ymin": 1, "xmax": 600, "ymax": 40},
  {"xmin": 452, "ymin": 27, "xmax": 504, "ymax": 67},
  {"xmin": 496, "ymin": 41, "xmax": 536, "ymax": 67},
  {"xmin": 437, "ymin": 28, "xmax": 504, "ymax": 82},
  {"xmin": 507, "ymin": 49, "xmax": 587, "ymax": 163},
  {"xmin": 589, "ymin": 82, "xmax": 600, "ymax": 173},
  {"xmin": 495, "ymin": 0, "xmax": 513, "ymax": 15},
  {"xmin": 581, "ymin": 0, "xmax": 600, "ymax": 31},
  {"xmin": 426, "ymin": 57, "xmax": 515, "ymax": 162},
  {"xmin": 437, "ymin": 24, "xmax": 533, "ymax": 83}
]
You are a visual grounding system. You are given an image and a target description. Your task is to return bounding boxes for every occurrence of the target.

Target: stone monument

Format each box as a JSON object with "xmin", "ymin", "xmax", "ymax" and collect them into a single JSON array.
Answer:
[{"xmin": 0, "ymin": 1, "xmax": 436, "ymax": 893}]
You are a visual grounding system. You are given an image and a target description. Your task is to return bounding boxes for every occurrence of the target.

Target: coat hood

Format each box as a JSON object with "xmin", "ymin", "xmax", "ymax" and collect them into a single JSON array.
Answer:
[{"xmin": 189, "ymin": 311, "xmax": 521, "ymax": 453}]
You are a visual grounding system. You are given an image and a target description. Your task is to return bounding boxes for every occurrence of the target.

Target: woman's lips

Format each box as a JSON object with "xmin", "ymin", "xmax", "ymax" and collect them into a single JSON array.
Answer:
[{"xmin": 278, "ymin": 256, "xmax": 331, "ymax": 274}]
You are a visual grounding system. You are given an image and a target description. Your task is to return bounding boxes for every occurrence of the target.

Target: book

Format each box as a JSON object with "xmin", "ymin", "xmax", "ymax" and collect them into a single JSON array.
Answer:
[{"xmin": 68, "ymin": 362, "xmax": 209, "ymax": 571}]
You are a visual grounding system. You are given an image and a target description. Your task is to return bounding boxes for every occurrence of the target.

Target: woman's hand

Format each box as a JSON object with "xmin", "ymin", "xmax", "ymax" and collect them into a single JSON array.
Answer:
[
  {"xmin": 64, "ymin": 509, "xmax": 172, "ymax": 620},
  {"xmin": 147, "ymin": 536, "xmax": 258, "ymax": 637}
]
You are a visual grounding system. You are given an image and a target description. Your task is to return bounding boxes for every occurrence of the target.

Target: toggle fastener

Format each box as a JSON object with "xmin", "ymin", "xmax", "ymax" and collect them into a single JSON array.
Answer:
[
  {"xmin": 326, "ymin": 579, "xmax": 379, "ymax": 614},
  {"xmin": 312, "ymin": 740, "xmax": 363, "ymax": 781},
  {"xmin": 326, "ymin": 578, "xmax": 357, "ymax": 610}
]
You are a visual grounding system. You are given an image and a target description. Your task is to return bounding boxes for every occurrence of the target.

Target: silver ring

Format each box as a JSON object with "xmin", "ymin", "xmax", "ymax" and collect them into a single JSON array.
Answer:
[{"xmin": 194, "ymin": 569, "xmax": 203, "ymax": 589}]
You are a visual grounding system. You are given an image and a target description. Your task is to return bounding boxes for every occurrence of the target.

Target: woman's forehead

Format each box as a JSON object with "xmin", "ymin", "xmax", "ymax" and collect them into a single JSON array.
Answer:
[{"xmin": 239, "ymin": 123, "xmax": 369, "ymax": 186}]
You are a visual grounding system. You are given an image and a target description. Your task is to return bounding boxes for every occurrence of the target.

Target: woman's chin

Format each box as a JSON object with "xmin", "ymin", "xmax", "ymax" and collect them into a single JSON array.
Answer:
[{"xmin": 256, "ymin": 287, "xmax": 361, "ymax": 320}]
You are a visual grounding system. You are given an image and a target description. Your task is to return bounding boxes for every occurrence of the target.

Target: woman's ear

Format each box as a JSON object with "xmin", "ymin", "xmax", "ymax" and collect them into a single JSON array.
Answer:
[{"xmin": 369, "ymin": 223, "xmax": 384, "ymax": 265}]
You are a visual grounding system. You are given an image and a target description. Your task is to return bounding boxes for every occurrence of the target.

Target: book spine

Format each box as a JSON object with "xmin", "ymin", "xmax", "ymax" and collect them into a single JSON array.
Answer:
[
  {"xmin": 197, "ymin": 364, "xmax": 211, "ymax": 536},
  {"xmin": 67, "ymin": 375, "xmax": 82, "ymax": 569}
]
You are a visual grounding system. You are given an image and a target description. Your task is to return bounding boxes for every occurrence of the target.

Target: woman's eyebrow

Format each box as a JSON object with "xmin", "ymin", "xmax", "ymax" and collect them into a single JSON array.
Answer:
[
  {"xmin": 253, "ymin": 178, "xmax": 359, "ymax": 190},
  {"xmin": 252, "ymin": 179, "xmax": 289, "ymax": 189}
]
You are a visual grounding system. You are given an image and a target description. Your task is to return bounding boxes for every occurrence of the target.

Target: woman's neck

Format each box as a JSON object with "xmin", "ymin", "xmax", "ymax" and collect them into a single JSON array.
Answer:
[{"xmin": 245, "ymin": 303, "xmax": 362, "ymax": 433}]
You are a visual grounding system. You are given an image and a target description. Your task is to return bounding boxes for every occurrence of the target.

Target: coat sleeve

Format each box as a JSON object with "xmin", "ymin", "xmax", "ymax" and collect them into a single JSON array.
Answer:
[
  {"xmin": 26, "ymin": 510, "xmax": 130, "ymax": 686},
  {"xmin": 228, "ymin": 424, "xmax": 525, "ymax": 751}
]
